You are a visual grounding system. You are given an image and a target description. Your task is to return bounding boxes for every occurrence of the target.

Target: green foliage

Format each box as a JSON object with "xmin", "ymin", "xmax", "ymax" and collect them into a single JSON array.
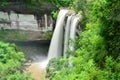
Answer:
[
  {"xmin": 0, "ymin": 1, "xmax": 8, "ymax": 7},
  {"xmin": 46, "ymin": 0, "xmax": 73, "ymax": 8},
  {"xmin": 7, "ymin": 72, "xmax": 34, "ymax": 80},
  {"xmin": 44, "ymin": 31, "xmax": 53, "ymax": 40},
  {"xmin": 0, "ymin": 0, "xmax": 73, "ymax": 8},
  {"xmin": 46, "ymin": 58, "xmax": 69, "ymax": 80},
  {"xmin": 0, "ymin": 29, "xmax": 28, "ymax": 41},
  {"xmin": 51, "ymin": 10, "xmax": 59, "ymax": 20},
  {"xmin": 0, "ymin": 41, "xmax": 32, "ymax": 80},
  {"xmin": 74, "ymin": 0, "xmax": 120, "ymax": 68},
  {"xmin": 71, "ymin": 0, "xmax": 94, "ymax": 26},
  {"xmin": 0, "ymin": 42, "xmax": 25, "ymax": 63},
  {"xmin": 47, "ymin": 56, "xmax": 120, "ymax": 80}
]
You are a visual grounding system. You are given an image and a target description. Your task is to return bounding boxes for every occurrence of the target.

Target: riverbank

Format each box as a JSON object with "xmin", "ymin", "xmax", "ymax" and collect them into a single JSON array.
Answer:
[{"xmin": 0, "ymin": 29, "xmax": 52, "ymax": 41}]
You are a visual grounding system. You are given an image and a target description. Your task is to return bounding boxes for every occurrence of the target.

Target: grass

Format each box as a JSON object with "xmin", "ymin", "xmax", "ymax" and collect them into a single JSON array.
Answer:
[{"xmin": 0, "ymin": 29, "xmax": 29, "ymax": 41}]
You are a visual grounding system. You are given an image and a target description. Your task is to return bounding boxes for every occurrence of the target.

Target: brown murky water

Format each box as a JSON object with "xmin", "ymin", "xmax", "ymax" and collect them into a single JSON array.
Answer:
[
  {"xmin": 13, "ymin": 39, "xmax": 49, "ymax": 80},
  {"xmin": 18, "ymin": 42, "xmax": 49, "ymax": 80},
  {"xmin": 25, "ymin": 62, "xmax": 48, "ymax": 80}
]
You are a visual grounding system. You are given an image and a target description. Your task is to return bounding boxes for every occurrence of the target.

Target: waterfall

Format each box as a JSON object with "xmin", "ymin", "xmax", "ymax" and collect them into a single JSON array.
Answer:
[
  {"xmin": 69, "ymin": 16, "xmax": 80, "ymax": 51},
  {"xmin": 47, "ymin": 9, "xmax": 81, "ymax": 60},
  {"xmin": 48, "ymin": 9, "xmax": 69, "ymax": 60}
]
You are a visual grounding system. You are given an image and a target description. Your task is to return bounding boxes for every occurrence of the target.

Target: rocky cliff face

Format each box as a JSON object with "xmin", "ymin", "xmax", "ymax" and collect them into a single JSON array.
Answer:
[{"xmin": 0, "ymin": 2, "xmax": 56, "ymax": 31}]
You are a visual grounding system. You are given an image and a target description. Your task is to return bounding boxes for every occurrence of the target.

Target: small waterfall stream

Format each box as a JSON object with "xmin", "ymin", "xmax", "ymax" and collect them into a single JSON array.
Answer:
[
  {"xmin": 63, "ymin": 15, "xmax": 73, "ymax": 58},
  {"xmin": 69, "ymin": 16, "xmax": 80, "ymax": 51}
]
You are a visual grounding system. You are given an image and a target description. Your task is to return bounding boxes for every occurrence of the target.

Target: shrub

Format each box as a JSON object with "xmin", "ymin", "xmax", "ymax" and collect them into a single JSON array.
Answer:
[{"xmin": 0, "ymin": 41, "xmax": 32, "ymax": 80}]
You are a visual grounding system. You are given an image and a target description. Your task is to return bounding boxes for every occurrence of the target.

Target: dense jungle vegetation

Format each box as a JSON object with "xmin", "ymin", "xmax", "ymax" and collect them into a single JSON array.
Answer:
[{"xmin": 0, "ymin": 0, "xmax": 120, "ymax": 80}]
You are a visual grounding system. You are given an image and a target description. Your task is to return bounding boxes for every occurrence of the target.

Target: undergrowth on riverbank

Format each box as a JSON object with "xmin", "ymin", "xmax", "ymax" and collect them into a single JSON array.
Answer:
[
  {"xmin": 47, "ymin": 0, "xmax": 120, "ymax": 80},
  {"xmin": 0, "ymin": 29, "xmax": 28, "ymax": 41},
  {"xmin": 0, "ymin": 41, "xmax": 33, "ymax": 80}
]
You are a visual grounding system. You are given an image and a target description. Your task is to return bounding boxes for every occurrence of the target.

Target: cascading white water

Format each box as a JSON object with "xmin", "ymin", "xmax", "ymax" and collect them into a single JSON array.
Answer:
[
  {"xmin": 69, "ymin": 16, "xmax": 80, "ymax": 51},
  {"xmin": 48, "ymin": 9, "xmax": 69, "ymax": 60},
  {"xmin": 63, "ymin": 15, "xmax": 73, "ymax": 58}
]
